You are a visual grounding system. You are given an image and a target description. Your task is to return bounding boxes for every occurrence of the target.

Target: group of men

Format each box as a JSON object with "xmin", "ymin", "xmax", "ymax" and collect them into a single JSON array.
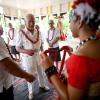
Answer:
[{"xmin": 0, "ymin": 13, "xmax": 61, "ymax": 100}]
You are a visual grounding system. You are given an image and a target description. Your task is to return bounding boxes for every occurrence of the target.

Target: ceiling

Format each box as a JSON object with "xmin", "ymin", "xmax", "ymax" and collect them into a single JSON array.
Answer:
[{"xmin": 0, "ymin": 0, "xmax": 68, "ymax": 9}]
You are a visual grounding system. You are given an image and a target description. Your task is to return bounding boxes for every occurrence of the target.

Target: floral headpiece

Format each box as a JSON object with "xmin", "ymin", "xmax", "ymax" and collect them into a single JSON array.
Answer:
[{"xmin": 69, "ymin": 0, "xmax": 100, "ymax": 31}]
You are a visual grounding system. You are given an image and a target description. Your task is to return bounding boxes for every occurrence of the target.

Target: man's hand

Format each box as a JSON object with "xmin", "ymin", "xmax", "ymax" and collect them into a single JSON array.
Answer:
[
  {"xmin": 26, "ymin": 50, "xmax": 34, "ymax": 56},
  {"xmin": 26, "ymin": 74, "xmax": 35, "ymax": 82},
  {"xmin": 48, "ymin": 42, "xmax": 53, "ymax": 47}
]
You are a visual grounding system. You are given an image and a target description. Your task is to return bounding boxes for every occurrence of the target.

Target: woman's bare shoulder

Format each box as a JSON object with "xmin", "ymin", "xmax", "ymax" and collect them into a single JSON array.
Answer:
[{"xmin": 74, "ymin": 41, "xmax": 100, "ymax": 58}]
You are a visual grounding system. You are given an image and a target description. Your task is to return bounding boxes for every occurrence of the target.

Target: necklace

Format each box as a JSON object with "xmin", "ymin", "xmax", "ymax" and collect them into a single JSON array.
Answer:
[
  {"xmin": 77, "ymin": 35, "xmax": 100, "ymax": 49},
  {"xmin": 21, "ymin": 30, "xmax": 39, "ymax": 44},
  {"xmin": 8, "ymin": 28, "xmax": 14, "ymax": 40},
  {"xmin": 48, "ymin": 28, "xmax": 55, "ymax": 41},
  {"xmin": 32, "ymin": 30, "xmax": 39, "ymax": 44}
]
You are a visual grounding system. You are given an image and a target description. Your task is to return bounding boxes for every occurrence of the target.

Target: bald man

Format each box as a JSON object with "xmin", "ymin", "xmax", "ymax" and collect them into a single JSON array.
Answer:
[{"xmin": 16, "ymin": 14, "xmax": 49, "ymax": 100}]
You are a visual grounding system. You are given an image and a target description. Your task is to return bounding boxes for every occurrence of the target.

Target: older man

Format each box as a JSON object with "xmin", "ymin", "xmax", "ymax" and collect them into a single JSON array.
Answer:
[
  {"xmin": 0, "ymin": 25, "xmax": 34, "ymax": 100},
  {"xmin": 46, "ymin": 20, "xmax": 61, "ymax": 63},
  {"xmin": 16, "ymin": 14, "xmax": 49, "ymax": 100}
]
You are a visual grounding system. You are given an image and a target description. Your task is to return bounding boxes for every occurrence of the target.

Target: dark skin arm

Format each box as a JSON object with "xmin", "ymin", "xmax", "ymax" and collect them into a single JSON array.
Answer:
[
  {"xmin": 0, "ymin": 57, "xmax": 35, "ymax": 82},
  {"xmin": 50, "ymin": 74, "xmax": 69, "ymax": 100},
  {"xmin": 40, "ymin": 53, "xmax": 85, "ymax": 100}
]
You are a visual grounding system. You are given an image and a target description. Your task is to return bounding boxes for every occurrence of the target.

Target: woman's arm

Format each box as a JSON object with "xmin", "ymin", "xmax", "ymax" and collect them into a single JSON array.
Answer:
[
  {"xmin": 40, "ymin": 53, "xmax": 85, "ymax": 100},
  {"xmin": 50, "ymin": 74, "xmax": 69, "ymax": 100}
]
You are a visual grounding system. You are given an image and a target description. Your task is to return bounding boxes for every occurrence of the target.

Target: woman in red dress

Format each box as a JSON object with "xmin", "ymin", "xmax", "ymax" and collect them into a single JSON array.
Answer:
[{"xmin": 40, "ymin": 0, "xmax": 100, "ymax": 100}]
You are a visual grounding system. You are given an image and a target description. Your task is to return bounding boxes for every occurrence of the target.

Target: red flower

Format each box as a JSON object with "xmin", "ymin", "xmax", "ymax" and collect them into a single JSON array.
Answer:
[{"xmin": 72, "ymin": 0, "xmax": 100, "ymax": 11}]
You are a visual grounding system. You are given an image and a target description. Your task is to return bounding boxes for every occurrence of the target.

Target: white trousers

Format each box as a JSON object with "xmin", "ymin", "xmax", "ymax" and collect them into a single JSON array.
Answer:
[{"xmin": 21, "ymin": 53, "xmax": 46, "ymax": 94}]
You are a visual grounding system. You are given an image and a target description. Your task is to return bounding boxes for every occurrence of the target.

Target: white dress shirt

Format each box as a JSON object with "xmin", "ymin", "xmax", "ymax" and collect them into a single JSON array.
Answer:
[
  {"xmin": 0, "ymin": 37, "xmax": 14, "ymax": 93},
  {"xmin": 7, "ymin": 28, "xmax": 17, "ymax": 46},
  {"xmin": 47, "ymin": 28, "xmax": 60, "ymax": 48}
]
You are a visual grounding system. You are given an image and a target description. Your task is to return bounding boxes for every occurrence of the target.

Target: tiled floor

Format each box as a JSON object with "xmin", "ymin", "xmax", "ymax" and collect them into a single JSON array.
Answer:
[
  {"xmin": 14, "ymin": 78, "xmax": 59, "ymax": 100},
  {"xmin": 13, "ymin": 40, "xmax": 79, "ymax": 100}
]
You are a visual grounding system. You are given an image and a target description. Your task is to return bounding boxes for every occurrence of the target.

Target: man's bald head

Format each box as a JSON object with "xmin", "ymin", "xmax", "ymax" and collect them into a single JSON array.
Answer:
[
  {"xmin": 49, "ymin": 20, "xmax": 54, "ymax": 28},
  {"xmin": 25, "ymin": 14, "xmax": 35, "ymax": 33},
  {"xmin": 25, "ymin": 14, "xmax": 35, "ymax": 21},
  {"xmin": 49, "ymin": 20, "xmax": 54, "ymax": 24}
]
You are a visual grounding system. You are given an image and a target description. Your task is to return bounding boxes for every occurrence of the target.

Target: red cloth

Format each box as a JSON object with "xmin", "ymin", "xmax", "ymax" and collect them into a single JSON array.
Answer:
[
  {"xmin": 96, "ymin": 33, "xmax": 100, "ymax": 38},
  {"xmin": 72, "ymin": 0, "xmax": 100, "ymax": 10},
  {"xmin": 66, "ymin": 54, "xmax": 100, "ymax": 90}
]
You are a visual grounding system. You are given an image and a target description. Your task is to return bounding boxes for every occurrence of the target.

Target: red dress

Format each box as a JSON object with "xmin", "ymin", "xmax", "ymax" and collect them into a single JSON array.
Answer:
[
  {"xmin": 66, "ymin": 54, "xmax": 100, "ymax": 90},
  {"xmin": 96, "ymin": 33, "xmax": 100, "ymax": 37}
]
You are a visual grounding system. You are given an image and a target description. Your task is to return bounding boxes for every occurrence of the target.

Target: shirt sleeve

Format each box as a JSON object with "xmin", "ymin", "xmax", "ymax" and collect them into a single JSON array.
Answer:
[
  {"xmin": 16, "ymin": 31, "xmax": 23, "ymax": 48},
  {"xmin": 0, "ymin": 38, "xmax": 10, "ymax": 61},
  {"xmin": 0, "ymin": 53, "xmax": 9, "ymax": 61},
  {"xmin": 66, "ymin": 55, "xmax": 89, "ymax": 90}
]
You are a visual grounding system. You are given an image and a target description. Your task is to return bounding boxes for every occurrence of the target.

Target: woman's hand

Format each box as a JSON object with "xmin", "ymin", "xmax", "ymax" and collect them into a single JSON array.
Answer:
[
  {"xmin": 39, "ymin": 53, "xmax": 53, "ymax": 70},
  {"xmin": 68, "ymin": 46, "xmax": 73, "ymax": 55}
]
